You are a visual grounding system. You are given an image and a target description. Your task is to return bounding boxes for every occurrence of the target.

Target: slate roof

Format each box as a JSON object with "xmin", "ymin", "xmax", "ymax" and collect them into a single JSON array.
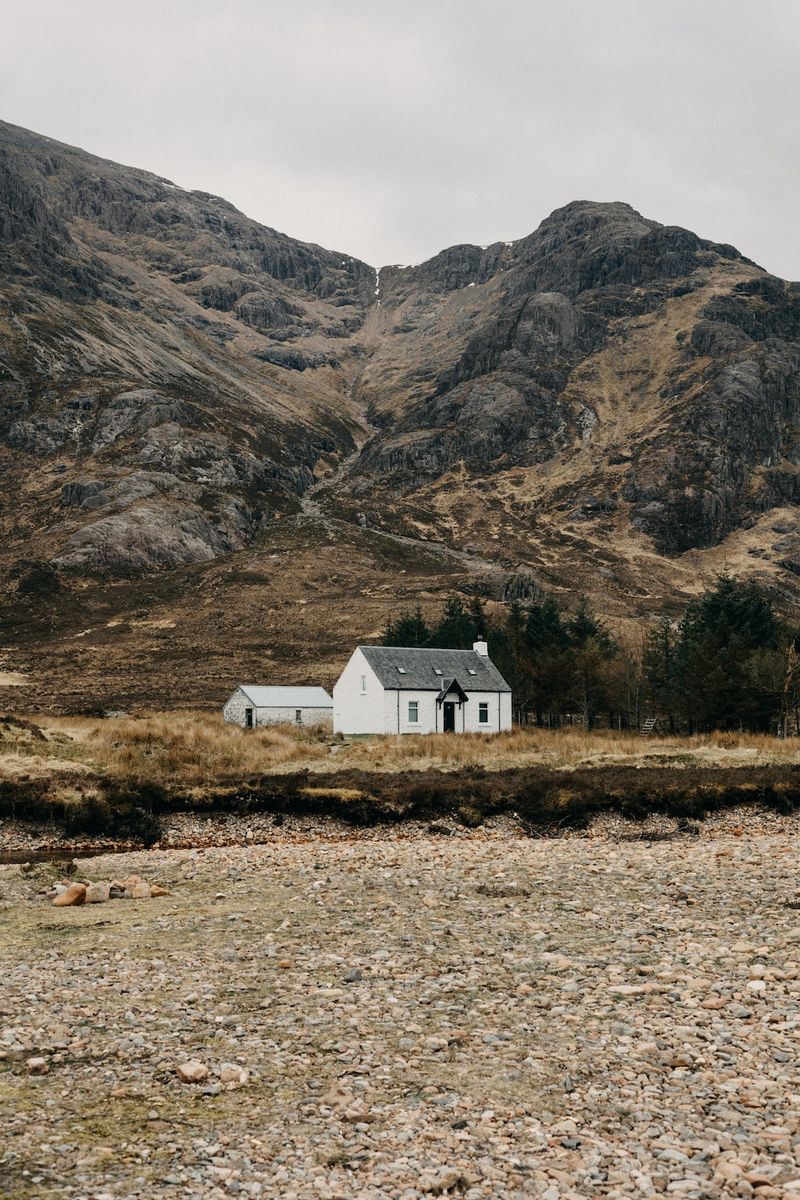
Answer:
[
  {"xmin": 359, "ymin": 646, "xmax": 511, "ymax": 692},
  {"xmin": 238, "ymin": 686, "xmax": 332, "ymax": 708}
]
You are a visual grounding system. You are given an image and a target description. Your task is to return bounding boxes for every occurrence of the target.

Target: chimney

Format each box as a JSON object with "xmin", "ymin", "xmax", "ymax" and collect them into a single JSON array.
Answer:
[{"xmin": 473, "ymin": 639, "xmax": 488, "ymax": 657}]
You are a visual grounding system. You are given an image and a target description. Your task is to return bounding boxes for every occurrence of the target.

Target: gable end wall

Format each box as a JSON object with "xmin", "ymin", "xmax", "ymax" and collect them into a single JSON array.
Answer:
[{"xmin": 333, "ymin": 648, "xmax": 385, "ymax": 734}]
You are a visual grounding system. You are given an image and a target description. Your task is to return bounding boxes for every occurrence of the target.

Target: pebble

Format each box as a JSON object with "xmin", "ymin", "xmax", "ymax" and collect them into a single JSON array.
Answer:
[
  {"xmin": 419, "ymin": 1166, "xmax": 467, "ymax": 1194},
  {"xmin": 175, "ymin": 1059, "xmax": 209, "ymax": 1083},
  {"xmin": 47, "ymin": 876, "xmax": 167, "ymax": 905},
  {"xmin": 2, "ymin": 819, "xmax": 800, "ymax": 1198},
  {"xmin": 219, "ymin": 1063, "xmax": 250, "ymax": 1088},
  {"xmin": 51, "ymin": 882, "xmax": 86, "ymax": 907},
  {"xmin": 85, "ymin": 881, "xmax": 110, "ymax": 903}
]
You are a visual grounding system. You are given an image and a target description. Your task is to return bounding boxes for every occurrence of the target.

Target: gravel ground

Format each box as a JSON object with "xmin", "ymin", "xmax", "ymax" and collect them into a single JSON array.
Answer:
[{"xmin": 1, "ymin": 822, "xmax": 799, "ymax": 1199}]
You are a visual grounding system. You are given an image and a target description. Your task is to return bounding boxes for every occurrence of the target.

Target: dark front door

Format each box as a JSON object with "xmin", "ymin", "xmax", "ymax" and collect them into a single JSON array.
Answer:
[
  {"xmin": 245, "ymin": 707, "xmax": 253, "ymax": 729},
  {"xmin": 443, "ymin": 701, "xmax": 456, "ymax": 733}
]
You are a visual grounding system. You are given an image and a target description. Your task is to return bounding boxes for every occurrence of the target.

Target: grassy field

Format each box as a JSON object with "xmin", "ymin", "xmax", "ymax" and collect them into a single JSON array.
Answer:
[{"xmin": 8, "ymin": 712, "xmax": 800, "ymax": 785}]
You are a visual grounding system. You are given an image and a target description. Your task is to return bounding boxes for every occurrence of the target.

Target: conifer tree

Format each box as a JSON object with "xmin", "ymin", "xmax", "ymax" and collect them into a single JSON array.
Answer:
[
  {"xmin": 644, "ymin": 615, "xmax": 678, "ymax": 730},
  {"xmin": 382, "ymin": 605, "xmax": 431, "ymax": 647},
  {"xmin": 430, "ymin": 597, "xmax": 475, "ymax": 648},
  {"xmin": 674, "ymin": 575, "xmax": 779, "ymax": 730}
]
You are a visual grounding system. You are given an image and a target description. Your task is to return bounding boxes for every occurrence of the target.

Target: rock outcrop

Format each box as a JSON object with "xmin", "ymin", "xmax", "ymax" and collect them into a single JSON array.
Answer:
[
  {"xmin": 0, "ymin": 120, "xmax": 370, "ymax": 572},
  {"xmin": 1, "ymin": 118, "xmax": 800, "ymax": 704}
]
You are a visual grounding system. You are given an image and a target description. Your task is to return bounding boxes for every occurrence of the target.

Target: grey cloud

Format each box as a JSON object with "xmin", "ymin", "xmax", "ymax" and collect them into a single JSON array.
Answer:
[{"xmin": 1, "ymin": 0, "xmax": 798, "ymax": 276}]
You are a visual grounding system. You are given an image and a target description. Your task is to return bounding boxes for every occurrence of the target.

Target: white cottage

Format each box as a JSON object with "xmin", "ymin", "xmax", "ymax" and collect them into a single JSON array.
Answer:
[
  {"xmin": 223, "ymin": 685, "xmax": 333, "ymax": 729},
  {"xmin": 333, "ymin": 642, "xmax": 512, "ymax": 735}
]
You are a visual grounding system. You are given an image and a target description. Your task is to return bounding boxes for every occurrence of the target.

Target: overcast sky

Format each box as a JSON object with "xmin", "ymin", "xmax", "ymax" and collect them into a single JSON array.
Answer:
[{"xmin": 2, "ymin": 0, "xmax": 799, "ymax": 277}]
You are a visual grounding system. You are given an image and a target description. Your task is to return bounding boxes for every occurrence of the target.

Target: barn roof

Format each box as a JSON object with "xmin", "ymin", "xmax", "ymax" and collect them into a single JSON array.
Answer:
[
  {"xmin": 237, "ymin": 686, "xmax": 332, "ymax": 708},
  {"xmin": 358, "ymin": 646, "xmax": 511, "ymax": 692}
]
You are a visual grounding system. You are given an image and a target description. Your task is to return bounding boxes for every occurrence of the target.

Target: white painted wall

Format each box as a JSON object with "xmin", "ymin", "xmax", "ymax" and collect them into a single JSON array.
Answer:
[
  {"xmin": 333, "ymin": 652, "xmax": 511, "ymax": 734},
  {"xmin": 390, "ymin": 688, "xmax": 512, "ymax": 734},
  {"xmin": 223, "ymin": 688, "xmax": 332, "ymax": 729},
  {"xmin": 500, "ymin": 691, "xmax": 512, "ymax": 731},
  {"xmin": 463, "ymin": 690, "xmax": 511, "ymax": 733},
  {"xmin": 333, "ymin": 648, "xmax": 385, "ymax": 735},
  {"xmin": 393, "ymin": 689, "xmax": 437, "ymax": 734}
]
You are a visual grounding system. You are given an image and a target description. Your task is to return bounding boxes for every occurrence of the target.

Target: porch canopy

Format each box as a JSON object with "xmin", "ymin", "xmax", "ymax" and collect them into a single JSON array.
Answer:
[{"xmin": 435, "ymin": 678, "xmax": 469, "ymax": 705}]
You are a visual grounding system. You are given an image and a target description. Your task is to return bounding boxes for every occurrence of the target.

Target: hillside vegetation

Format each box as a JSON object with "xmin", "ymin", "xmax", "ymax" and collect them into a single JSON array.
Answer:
[{"xmin": 2, "ymin": 121, "xmax": 800, "ymax": 710}]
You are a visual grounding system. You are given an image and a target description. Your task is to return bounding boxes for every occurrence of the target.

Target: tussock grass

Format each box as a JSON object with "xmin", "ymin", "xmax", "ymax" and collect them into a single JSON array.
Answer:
[
  {"xmin": 22, "ymin": 715, "xmax": 800, "ymax": 786},
  {"xmin": 1, "ymin": 714, "xmax": 799, "ymax": 849},
  {"xmin": 43, "ymin": 712, "xmax": 330, "ymax": 785},
  {"xmin": 316, "ymin": 726, "xmax": 800, "ymax": 774}
]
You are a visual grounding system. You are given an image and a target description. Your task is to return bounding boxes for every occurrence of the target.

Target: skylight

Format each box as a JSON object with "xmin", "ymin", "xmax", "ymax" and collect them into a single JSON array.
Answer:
[
  {"xmin": 467, "ymin": 668, "xmax": 477, "ymax": 675},
  {"xmin": 396, "ymin": 666, "xmax": 406, "ymax": 674},
  {"xmin": 433, "ymin": 668, "xmax": 443, "ymax": 675}
]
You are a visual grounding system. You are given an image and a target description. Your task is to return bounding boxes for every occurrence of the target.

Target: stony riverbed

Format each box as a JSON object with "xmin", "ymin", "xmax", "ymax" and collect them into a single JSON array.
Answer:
[{"xmin": 1, "ymin": 821, "xmax": 799, "ymax": 1199}]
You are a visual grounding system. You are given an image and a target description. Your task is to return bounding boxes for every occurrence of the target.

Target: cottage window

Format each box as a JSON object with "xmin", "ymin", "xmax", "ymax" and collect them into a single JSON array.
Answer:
[
  {"xmin": 478, "ymin": 702, "xmax": 489, "ymax": 724},
  {"xmin": 361, "ymin": 675, "xmax": 367, "ymax": 693},
  {"xmin": 408, "ymin": 701, "xmax": 419, "ymax": 723},
  {"xmin": 295, "ymin": 709, "xmax": 302, "ymax": 724}
]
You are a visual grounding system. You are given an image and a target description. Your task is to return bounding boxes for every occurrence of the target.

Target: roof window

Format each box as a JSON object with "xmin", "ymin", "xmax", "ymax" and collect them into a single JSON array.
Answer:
[
  {"xmin": 467, "ymin": 668, "xmax": 477, "ymax": 676},
  {"xmin": 396, "ymin": 666, "xmax": 407, "ymax": 674},
  {"xmin": 433, "ymin": 667, "xmax": 443, "ymax": 675}
]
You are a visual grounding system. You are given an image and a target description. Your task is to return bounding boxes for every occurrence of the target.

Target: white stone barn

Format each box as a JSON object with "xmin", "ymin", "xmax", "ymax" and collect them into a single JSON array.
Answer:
[
  {"xmin": 223, "ymin": 685, "xmax": 333, "ymax": 729},
  {"xmin": 333, "ymin": 642, "xmax": 512, "ymax": 735}
]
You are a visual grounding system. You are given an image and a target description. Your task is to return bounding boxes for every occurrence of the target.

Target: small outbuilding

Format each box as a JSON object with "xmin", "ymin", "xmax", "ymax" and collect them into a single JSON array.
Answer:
[
  {"xmin": 333, "ymin": 641, "xmax": 512, "ymax": 735},
  {"xmin": 223, "ymin": 685, "xmax": 333, "ymax": 729}
]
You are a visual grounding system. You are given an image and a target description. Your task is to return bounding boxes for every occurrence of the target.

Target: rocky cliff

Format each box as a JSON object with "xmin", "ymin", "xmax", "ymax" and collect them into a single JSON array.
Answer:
[
  {"xmin": 1, "ymin": 120, "xmax": 799, "ymax": 708},
  {"xmin": 350, "ymin": 203, "xmax": 800, "ymax": 563},
  {"xmin": 0, "ymin": 120, "xmax": 373, "ymax": 575}
]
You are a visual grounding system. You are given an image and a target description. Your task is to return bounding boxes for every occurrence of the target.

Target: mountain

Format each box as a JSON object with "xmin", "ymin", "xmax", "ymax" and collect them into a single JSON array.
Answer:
[{"xmin": 1, "ymin": 120, "xmax": 799, "ymax": 711}]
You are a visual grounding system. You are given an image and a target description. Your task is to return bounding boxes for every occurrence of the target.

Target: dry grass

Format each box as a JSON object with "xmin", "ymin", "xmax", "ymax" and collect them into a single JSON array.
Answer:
[
  {"xmin": 4, "ymin": 715, "xmax": 800, "ymax": 790},
  {"xmin": 2, "ymin": 716, "xmax": 800, "ymax": 845},
  {"xmin": 310, "ymin": 726, "xmax": 800, "ymax": 774},
  {"xmin": 40, "ymin": 712, "xmax": 330, "ymax": 785}
]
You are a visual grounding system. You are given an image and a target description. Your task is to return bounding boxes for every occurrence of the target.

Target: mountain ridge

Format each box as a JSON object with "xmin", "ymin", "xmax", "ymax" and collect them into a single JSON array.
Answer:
[{"xmin": 1, "ymin": 119, "xmax": 799, "ymax": 710}]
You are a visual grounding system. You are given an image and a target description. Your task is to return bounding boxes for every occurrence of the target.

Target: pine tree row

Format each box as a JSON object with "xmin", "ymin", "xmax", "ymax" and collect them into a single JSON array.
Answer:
[{"xmin": 382, "ymin": 577, "xmax": 800, "ymax": 733}]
